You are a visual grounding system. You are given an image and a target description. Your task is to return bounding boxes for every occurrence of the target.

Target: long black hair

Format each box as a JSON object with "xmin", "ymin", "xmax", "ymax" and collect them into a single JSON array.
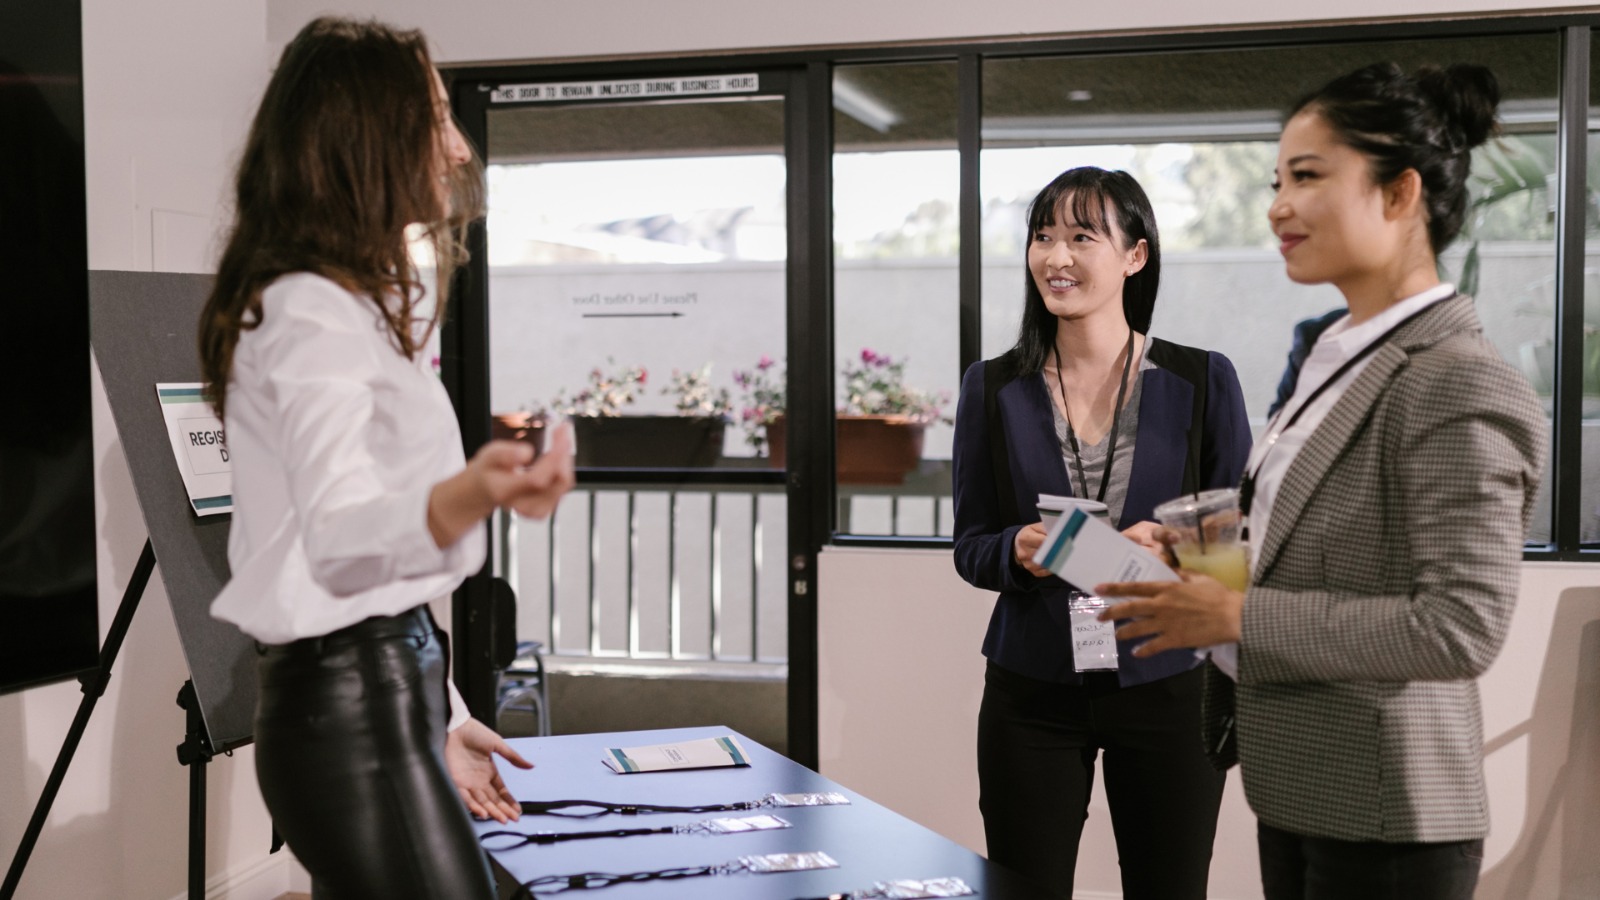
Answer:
[
  {"xmin": 1288, "ymin": 62, "xmax": 1500, "ymax": 255},
  {"xmin": 1010, "ymin": 167, "xmax": 1161, "ymax": 374}
]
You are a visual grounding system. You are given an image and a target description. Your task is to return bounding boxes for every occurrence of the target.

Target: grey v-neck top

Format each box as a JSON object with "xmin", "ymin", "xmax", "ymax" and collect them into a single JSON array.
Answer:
[{"xmin": 1045, "ymin": 339, "xmax": 1156, "ymax": 526}]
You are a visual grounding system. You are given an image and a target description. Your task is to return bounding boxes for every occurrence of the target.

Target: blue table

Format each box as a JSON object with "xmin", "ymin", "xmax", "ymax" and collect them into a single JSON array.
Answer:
[{"xmin": 479, "ymin": 726, "xmax": 1042, "ymax": 899}]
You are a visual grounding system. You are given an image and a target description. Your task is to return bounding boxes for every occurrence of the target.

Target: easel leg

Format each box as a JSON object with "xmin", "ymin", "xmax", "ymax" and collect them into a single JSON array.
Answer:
[
  {"xmin": 175, "ymin": 681, "xmax": 214, "ymax": 900},
  {"xmin": 190, "ymin": 754, "xmax": 206, "ymax": 899},
  {"xmin": 1, "ymin": 540, "xmax": 155, "ymax": 900}
]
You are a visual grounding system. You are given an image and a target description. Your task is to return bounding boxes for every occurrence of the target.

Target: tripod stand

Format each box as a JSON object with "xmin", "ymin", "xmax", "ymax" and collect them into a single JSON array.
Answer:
[{"xmin": 2, "ymin": 540, "xmax": 225, "ymax": 900}]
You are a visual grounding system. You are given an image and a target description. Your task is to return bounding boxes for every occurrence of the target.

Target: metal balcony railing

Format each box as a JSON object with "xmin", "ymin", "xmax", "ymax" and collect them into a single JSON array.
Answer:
[{"xmin": 491, "ymin": 469, "xmax": 954, "ymax": 665}]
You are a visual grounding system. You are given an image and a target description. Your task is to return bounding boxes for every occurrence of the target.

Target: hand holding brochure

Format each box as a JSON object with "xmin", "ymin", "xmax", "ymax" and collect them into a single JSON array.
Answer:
[
  {"xmin": 1036, "ymin": 494, "xmax": 1108, "ymax": 531},
  {"xmin": 1032, "ymin": 508, "xmax": 1180, "ymax": 592},
  {"xmin": 602, "ymin": 735, "xmax": 750, "ymax": 774}
]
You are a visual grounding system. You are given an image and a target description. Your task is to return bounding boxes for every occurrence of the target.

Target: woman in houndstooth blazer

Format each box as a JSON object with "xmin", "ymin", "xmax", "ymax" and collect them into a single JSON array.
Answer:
[{"xmin": 1098, "ymin": 64, "xmax": 1546, "ymax": 899}]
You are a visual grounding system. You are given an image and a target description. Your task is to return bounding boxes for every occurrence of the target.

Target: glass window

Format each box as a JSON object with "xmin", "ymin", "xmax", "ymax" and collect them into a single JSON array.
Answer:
[
  {"xmin": 832, "ymin": 61, "xmax": 960, "ymax": 537},
  {"xmin": 982, "ymin": 36, "xmax": 1559, "ymax": 542},
  {"xmin": 484, "ymin": 90, "xmax": 789, "ymax": 660},
  {"xmin": 1581, "ymin": 43, "xmax": 1600, "ymax": 547}
]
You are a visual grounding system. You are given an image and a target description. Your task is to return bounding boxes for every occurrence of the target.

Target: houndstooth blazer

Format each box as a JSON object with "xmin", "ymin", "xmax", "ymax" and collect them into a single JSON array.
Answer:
[{"xmin": 1202, "ymin": 294, "xmax": 1546, "ymax": 844}]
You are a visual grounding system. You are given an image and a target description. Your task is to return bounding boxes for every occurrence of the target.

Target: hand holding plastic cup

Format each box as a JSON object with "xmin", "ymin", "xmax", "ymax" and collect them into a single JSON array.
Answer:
[{"xmin": 1152, "ymin": 488, "xmax": 1249, "ymax": 592}]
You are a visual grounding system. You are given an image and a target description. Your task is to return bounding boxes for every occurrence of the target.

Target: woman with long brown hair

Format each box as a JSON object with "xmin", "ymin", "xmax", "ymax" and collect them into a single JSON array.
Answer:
[{"xmin": 200, "ymin": 18, "xmax": 574, "ymax": 897}]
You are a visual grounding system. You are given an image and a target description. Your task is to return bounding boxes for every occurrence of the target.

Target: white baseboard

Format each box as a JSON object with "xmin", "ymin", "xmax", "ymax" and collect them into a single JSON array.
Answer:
[{"xmin": 164, "ymin": 851, "xmax": 290, "ymax": 900}]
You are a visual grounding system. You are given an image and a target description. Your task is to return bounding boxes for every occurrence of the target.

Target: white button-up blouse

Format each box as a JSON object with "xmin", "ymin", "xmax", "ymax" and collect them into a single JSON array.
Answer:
[{"xmin": 209, "ymin": 272, "xmax": 481, "ymax": 728}]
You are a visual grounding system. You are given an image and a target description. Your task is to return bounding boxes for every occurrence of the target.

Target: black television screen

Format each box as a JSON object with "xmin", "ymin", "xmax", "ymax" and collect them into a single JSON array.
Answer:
[{"xmin": 0, "ymin": 0, "xmax": 99, "ymax": 694}]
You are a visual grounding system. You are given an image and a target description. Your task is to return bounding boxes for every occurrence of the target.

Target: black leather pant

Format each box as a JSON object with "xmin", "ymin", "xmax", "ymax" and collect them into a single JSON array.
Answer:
[{"xmin": 254, "ymin": 607, "xmax": 495, "ymax": 900}]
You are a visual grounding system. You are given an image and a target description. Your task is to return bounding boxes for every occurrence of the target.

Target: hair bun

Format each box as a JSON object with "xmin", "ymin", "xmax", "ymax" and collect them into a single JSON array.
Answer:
[{"xmin": 1417, "ymin": 63, "xmax": 1501, "ymax": 149}]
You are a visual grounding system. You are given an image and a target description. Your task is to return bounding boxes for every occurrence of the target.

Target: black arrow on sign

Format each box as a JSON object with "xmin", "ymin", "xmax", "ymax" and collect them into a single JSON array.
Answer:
[{"xmin": 580, "ymin": 311, "xmax": 686, "ymax": 319}]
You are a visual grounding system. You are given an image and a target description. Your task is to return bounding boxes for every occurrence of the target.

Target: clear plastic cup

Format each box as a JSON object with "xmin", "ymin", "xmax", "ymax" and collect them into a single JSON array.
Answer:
[{"xmin": 1152, "ymin": 488, "xmax": 1249, "ymax": 591}]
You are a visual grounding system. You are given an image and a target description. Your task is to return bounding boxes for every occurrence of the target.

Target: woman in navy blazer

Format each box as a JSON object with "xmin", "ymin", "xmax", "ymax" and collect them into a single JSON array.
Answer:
[{"xmin": 953, "ymin": 167, "xmax": 1250, "ymax": 899}]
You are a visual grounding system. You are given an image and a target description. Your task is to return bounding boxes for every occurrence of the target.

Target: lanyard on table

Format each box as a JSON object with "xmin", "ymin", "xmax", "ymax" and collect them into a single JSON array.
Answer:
[
  {"xmin": 481, "ymin": 813, "xmax": 791, "ymax": 850},
  {"xmin": 516, "ymin": 791, "xmax": 849, "ymax": 819},
  {"xmin": 510, "ymin": 851, "xmax": 839, "ymax": 897}
]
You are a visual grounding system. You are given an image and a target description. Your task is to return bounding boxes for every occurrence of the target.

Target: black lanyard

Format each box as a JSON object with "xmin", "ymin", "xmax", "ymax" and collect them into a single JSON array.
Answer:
[
  {"xmin": 1052, "ymin": 329, "xmax": 1136, "ymax": 504},
  {"xmin": 1239, "ymin": 298, "xmax": 1448, "ymax": 520},
  {"xmin": 513, "ymin": 864, "xmax": 722, "ymax": 897},
  {"xmin": 516, "ymin": 798, "xmax": 758, "ymax": 818},
  {"xmin": 482, "ymin": 823, "xmax": 677, "ymax": 849}
]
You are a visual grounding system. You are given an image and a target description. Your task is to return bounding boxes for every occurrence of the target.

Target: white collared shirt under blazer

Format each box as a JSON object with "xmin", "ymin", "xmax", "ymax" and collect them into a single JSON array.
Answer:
[
  {"xmin": 210, "ymin": 272, "xmax": 482, "ymax": 727},
  {"xmin": 1205, "ymin": 293, "xmax": 1546, "ymax": 844}
]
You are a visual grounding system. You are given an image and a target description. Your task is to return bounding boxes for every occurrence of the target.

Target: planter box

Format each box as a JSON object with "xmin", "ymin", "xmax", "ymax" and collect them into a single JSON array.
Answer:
[
  {"xmin": 766, "ymin": 415, "xmax": 925, "ymax": 485},
  {"xmin": 573, "ymin": 415, "xmax": 726, "ymax": 468}
]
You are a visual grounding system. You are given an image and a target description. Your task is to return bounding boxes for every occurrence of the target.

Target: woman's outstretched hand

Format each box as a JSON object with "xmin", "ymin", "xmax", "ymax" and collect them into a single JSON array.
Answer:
[
  {"xmin": 444, "ymin": 717, "xmax": 534, "ymax": 823},
  {"xmin": 1094, "ymin": 573, "xmax": 1243, "ymax": 657},
  {"xmin": 428, "ymin": 423, "xmax": 577, "ymax": 548}
]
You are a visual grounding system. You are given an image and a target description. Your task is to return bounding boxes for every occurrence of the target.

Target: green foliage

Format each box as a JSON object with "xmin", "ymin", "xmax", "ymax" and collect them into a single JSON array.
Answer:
[{"xmin": 1173, "ymin": 143, "xmax": 1279, "ymax": 250}]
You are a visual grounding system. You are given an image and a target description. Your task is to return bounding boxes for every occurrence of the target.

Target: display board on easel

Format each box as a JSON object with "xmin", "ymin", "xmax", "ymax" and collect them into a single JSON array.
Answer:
[{"xmin": 90, "ymin": 270, "xmax": 255, "ymax": 752}]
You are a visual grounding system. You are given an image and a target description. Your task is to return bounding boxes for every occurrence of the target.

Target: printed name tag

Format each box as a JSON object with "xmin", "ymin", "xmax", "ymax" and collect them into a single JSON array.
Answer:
[
  {"xmin": 741, "ymin": 851, "xmax": 839, "ymax": 873},
  {"xmin": 702, "ymin": 814, "xmax": 791, "ymax": 835},
  {"xmin": 766, "ymin": 792, "xmax": 850, "ymax": 808},
  {"xmin": 1069, "ymin": 593, "xmax": 1119, "ymax": 672}
]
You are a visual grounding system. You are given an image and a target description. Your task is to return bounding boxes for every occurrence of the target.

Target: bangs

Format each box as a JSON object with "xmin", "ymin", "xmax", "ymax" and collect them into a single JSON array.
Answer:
[{"xmin": 1027, "ymin": 180, "xmax": 1114, "ymax": 239}]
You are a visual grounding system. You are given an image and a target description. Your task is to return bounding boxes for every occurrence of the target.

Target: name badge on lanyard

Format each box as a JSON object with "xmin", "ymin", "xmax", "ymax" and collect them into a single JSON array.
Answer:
[{"xmin": 1068, "ymin": 592, "xmax": 1118, "ymax": 672}]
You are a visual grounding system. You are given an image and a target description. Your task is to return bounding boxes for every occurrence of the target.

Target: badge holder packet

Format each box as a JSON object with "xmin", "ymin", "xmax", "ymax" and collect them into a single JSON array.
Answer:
[{"xmin": 1034, "ymin": 509, "xmax": 1181, "ymax": 672}]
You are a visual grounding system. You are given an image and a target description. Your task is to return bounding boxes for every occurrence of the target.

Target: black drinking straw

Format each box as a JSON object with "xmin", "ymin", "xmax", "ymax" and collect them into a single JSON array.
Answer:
[{"xmin": 1194, "ymin": 491, "xmax": 1207, "ymax": 556}]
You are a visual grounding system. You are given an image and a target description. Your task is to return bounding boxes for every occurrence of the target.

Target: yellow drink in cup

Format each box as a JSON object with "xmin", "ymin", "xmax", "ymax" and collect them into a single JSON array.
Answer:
[
  {"xmin": 1173, "ymin": 542, "xmax": 1250, "ymax": 592},
  {"xmin": 1154, "ymin": 488, "xmax": 1250, "ymax": 592}
]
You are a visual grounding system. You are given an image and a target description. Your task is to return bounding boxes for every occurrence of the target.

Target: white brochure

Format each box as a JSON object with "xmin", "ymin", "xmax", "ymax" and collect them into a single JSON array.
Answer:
[
  {"xmin": 156, "ymin": 383, "xmax": 231, "ymax": 516},
  {"xmin": 602, "ymin": 735, "xmax": 750, "ymax": 774},
  {"xmin": 1033, "ymin": 507, "xmax": 1179, "ymax": 593}
]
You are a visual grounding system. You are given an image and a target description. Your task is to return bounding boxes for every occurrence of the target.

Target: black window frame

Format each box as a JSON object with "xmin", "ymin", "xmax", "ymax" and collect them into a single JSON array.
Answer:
[{"xmin": 443, "ymin": 12, "xmax": 1600, "ymax": 765}]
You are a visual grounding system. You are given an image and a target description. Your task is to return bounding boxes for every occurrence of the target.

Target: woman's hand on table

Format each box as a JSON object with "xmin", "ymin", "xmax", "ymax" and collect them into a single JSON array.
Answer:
[
  {"xmin": 445, "ymin": 717, "xmax": 534, "ymax": 823},
  {"xmin": 1094, "ymin": 573, "xmax": 1243, "ymax": 657}
]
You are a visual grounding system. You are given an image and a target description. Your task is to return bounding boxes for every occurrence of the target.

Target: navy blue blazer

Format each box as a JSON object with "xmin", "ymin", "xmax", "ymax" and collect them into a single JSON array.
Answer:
[{"xmin": 952, "ymin": 338, "xmax": 1252, "ymax": 686}]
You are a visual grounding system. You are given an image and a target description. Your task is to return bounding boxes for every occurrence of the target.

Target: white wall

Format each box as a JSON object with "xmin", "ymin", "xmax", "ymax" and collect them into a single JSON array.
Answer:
[
  {"xmin": 819, "ymin": 552, "xmax": 1600, "ymax": 899},
  {"xmin": 267, "ymin": 0, "xmax": 1600, "ymax": 65},
  {"xmin": 0, "ymin": 2, "xmax": 282, "ymax": 898}
]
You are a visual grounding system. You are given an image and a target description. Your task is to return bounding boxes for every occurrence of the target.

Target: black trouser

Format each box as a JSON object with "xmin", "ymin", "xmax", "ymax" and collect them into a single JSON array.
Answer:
[
  {"xmin": 255, "ymin": 607, "xmax": 494, "ymax": 900},
  {"xmin": 977, "ymin": 662, "xmax": 1224, "ymax": 900},
  {"xmin": 1258, "ymin": 822, "xmax": 1484, "ymax": 900}
]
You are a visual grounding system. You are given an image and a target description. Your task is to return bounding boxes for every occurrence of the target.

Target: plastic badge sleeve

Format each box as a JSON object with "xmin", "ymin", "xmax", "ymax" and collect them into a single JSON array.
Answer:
[
  {"xmin": 740, "ymin": 851, "xmax": 840, "ymax": 873},
  {"xmin": 701, "ymin": 814, "xmax": 791, "ymax": 835},
  {"xmin": 875, "ymin": 877, "xmax": 977, "ymax": 899},
  {"xmin": 766, "ymin": 791, "xmax": 850, "ymax": 807}
]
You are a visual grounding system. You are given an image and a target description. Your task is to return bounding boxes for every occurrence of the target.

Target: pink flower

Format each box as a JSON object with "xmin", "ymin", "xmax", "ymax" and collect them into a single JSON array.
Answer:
[
  {"xmin": 860, "ymin": 348, "xmax": 877, "ymax": 364},
  {"xmin": 757, "ymin": 355, "xmax": 774, "ymax": 371},
  {"xmin": 637, "ymin": 368, "xmax": 648, "ymax": 385}
]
